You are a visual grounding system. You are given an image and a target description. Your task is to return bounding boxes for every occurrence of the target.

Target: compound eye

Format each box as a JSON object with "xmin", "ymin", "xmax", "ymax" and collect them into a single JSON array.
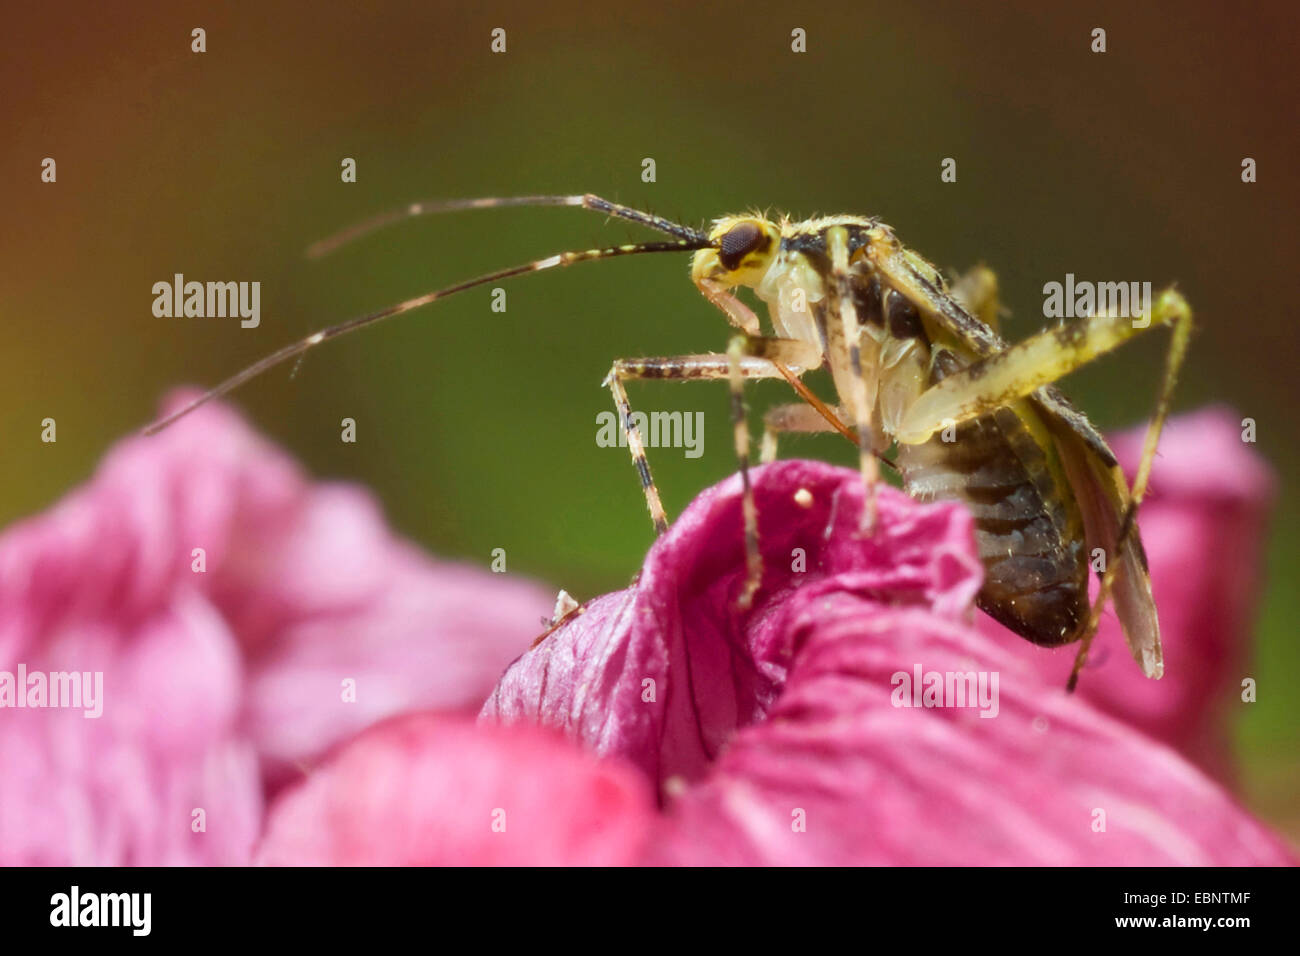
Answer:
[{"xmin": 718, "ymin": 222, "xmax": 766, "ymax": 271}]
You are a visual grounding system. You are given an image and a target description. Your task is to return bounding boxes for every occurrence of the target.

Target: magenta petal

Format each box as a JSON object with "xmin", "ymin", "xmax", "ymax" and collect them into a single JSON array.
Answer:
[
  {"xmin": 256, "ymin": 713, "xmax": 654, "ymax": 866},
  {"xmin": 0, "ymin": 393, "xmax": 552, "ymax": 864},
  {"xmin": 483, "ymin": 454, "xmax": 1293, "ymax": 865},
  {"xmin": 0, "ymin": 594, "xmax": 261, "ymax": 865},
  {"xmin": 644, "ymin": 591, "xmax": 1294, "ymax": 865},
  {"xmin": 482, "ymin": 460, "xmax": 984, "ymax": 786}
]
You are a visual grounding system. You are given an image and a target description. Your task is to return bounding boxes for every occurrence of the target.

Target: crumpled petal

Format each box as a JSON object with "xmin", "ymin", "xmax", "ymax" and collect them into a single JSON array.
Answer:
[
  {"xmin": 483, "ymin": 455, "xmax": 1294, "ymax": 865},
  {"xmin": 644, "ymin": 591, "xmax": 1290, "ymax": 865},
  {"xmin": 981, "ymin": 406, "xmax": 1275, "ymax": 783},
  {"xmin": 482, "ymin": 460, "xmax": 983, "ymax": 786},
  {"xmin": 256, "ymin": 713, "xmax": 654, "ymax": 866},
  {"xmin": 0, "ymin": 393, "xmax": 552, "ymax": 864}
]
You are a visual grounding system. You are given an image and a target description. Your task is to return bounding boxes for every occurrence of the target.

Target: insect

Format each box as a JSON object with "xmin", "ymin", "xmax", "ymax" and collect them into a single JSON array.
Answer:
[{"xmin": 145, "ymin": 194, "xmax": 1193, "ymax": 690}]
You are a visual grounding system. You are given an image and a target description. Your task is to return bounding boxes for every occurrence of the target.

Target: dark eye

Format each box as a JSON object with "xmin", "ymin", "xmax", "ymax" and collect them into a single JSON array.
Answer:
[{"xmin": 718, "ymin": 222, "xmax": 766, "ymax": 271}]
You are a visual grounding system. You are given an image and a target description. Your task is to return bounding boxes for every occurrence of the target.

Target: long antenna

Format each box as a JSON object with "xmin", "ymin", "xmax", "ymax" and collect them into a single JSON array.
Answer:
[
  {"xmin": 143, "ymin": 236, "xmax": 708, "ymax": 434},
  {"xmin": 306, "ymin": 193, "xmax": 708, "ymax": 259}
]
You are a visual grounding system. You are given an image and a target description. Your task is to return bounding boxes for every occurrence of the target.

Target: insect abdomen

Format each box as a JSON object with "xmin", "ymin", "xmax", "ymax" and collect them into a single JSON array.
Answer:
[{"xmin": 897, "ymin": 405, "xmax": 1089, "ymax": 646}]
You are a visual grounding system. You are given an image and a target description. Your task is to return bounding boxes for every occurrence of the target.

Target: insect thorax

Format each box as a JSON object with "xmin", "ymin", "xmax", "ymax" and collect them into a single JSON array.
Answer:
[
  {"xmin": 738, "ymin": 218, "xmax": 1093, "ymax": 646},
  {"xmin": 750, "ymin": 218, "xmax": 884, "ymax": 356}
]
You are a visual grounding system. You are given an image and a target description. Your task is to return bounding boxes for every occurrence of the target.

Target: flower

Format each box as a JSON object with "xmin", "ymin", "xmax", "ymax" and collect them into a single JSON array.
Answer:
[
  {"xmin": 0, "ymin": 393, "xmax": 551, "ymax": 865},
  {"xmin": 474, "ymin": 455, "xmax": 1293, "ymax": 865},
  {"xmin": 6, "ymin": 395, "xmax": 1290, "ymax": 866},
  {"xmin": 481, "ymin": 459, "xmax": 986, "ymax": 787}
]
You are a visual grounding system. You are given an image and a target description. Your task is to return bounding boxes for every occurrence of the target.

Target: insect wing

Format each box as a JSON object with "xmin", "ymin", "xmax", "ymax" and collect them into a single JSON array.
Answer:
[{"xmin": 1051, "ymin": 420, "xmax": 1163, "ymax": 678}]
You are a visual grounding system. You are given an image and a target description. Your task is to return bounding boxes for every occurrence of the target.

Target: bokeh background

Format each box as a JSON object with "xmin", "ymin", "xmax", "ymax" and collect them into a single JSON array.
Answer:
[{"xmin": 4, "ymin": 1, "xmax": 1296, "ymax": 834}]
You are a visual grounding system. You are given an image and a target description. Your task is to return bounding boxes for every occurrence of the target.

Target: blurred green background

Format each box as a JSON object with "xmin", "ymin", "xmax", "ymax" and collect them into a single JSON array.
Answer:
[{"xmin": 4, "ymin": 2, "xmax": 1296, "ymax": 832}]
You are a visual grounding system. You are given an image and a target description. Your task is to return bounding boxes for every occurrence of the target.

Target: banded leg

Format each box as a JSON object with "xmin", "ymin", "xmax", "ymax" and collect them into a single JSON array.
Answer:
[
  {"xmin": 825, "ymin": 227, "xmax": 882, "ymax": 531},
  {"xmin": 726, "ymin": 337, "xmax": 763, "ymax": 608},
  {"xmin": 1066, "ymin": 292, "xmax": 1195, "ymax": 689},
  {"xmin": 603, "ymin": 337, "xmax": 821, "ymax": 535}
]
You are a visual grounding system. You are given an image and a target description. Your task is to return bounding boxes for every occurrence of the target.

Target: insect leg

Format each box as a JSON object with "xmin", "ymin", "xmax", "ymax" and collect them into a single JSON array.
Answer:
[
  {"xmin": 826, "ymin": 228, "xmax": 881, "ymax": 531},
  {"xmin": 726, "ymin": 337, "xmax": 764, "ymax": 609},
  {"xmin": 694, "ymin": 279, "xmax": 762, "ymax": 335},
  {"xmin": 893, "ymin": 287, "xmax": 1193, "ymax": 444},
  {"xmin": 602, "ymin": 342, "xmax": 813, "ymax": 534},
  {"xmin": 1066, "ymin": 290, "xmax": 1195, "ymax": 690}
]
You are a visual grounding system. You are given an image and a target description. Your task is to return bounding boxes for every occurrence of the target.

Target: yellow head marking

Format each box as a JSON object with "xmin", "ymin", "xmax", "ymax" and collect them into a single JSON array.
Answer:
[{"xmin": 691, "ymin": 216, "xmax": 781, "ymax": 288}]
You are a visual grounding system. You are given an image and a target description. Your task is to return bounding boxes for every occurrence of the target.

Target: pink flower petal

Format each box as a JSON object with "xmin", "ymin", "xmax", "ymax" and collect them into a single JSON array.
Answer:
[
  {"xmin": 645, "ymin": 592, "xmax": 1291, "ymax": 865},
  {"xmin": 0, "ymin": 393, "xmax": 552, "ymax": 864},
  {"xmin": 0, "ymin": 593, "xmax": 261, "ymax": 865},
  {"xmin": 482, "ymin": 460, "xmax": 984, "ymax": 786},
  {"xmin": 484, "ymin": 453, "xmax": 1294, "ymax": 865},
  {"xmin": 256, "ymin": 713, "xmax": 654, "ymax": 866}
]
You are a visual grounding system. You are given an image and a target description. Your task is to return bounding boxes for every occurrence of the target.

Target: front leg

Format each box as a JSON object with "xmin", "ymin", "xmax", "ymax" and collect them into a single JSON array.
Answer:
[{"xmin": 602, "ymin": 337, "xmax": 821, "ymax": 534}]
